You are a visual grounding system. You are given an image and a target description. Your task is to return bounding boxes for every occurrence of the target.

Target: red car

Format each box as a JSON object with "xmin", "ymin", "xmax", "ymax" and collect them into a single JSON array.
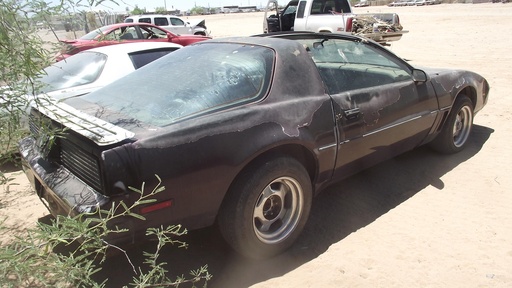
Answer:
[{"xmin": 56, "ymin": 23, "xmax": 211, "ymax": 61}]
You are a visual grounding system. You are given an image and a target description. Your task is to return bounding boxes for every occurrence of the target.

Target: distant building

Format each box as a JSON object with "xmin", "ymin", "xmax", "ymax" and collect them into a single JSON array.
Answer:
[
  {"xmin": 222, "ymin": 6, "xmax": 240, "ymax": 13},
  {"xmin": 240, "ymin": 6, "xmax": 258, "ymax": 12}
]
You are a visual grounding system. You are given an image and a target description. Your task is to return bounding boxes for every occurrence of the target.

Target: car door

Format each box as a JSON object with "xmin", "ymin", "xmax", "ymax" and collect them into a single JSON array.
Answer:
[
  {"xmin": 168, "ymin": 17, "xmax": 191, "ymax": 35},
  {"xmin": 103, "ymin": 25, "xmax": 142, "ymax": 44},
  {"xmin": 306, "ymin": 38, "xmax": 439, "ymax": 178},
  {"xmin": 135, "ymin": 25, "xmax": 169, "ymax": 43}
]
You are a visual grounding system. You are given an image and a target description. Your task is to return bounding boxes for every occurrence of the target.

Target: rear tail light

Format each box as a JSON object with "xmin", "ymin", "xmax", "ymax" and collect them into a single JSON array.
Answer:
[{"xmin": 345, "ymin": 17, "xmax": 353, "ymax": 32}]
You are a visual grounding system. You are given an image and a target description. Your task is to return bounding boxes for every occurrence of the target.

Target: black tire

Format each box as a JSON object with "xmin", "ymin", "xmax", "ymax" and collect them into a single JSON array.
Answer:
[
  {"xmin": 430, "ymin": 95, "xmax": 474, "ymax": 154},
  {"xmin": 218, "ymin": 156, "xmax": 312, "ymax": 259}
]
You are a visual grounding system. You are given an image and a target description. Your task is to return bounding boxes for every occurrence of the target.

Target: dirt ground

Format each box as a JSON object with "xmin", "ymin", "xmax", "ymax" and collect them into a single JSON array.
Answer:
[{"xmin": 1, "ymin": 3, "xmax": 511, "ymax": 287}]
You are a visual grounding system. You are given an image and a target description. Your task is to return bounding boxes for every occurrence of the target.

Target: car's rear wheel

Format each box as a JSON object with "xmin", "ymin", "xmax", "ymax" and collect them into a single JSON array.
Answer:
[
  {"xmin": 430, "ymin": 95, "xmax": 474, "ymax": 154},
  {"xmin": 218, "ymin": 156, "xmax": 312, "ymax": 259}
]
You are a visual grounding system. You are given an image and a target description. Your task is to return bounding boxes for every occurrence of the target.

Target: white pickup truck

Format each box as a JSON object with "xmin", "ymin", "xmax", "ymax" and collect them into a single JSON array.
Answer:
[{"xmin": 263, "ymin": 0, "xmax": 406, "ymax": 45}]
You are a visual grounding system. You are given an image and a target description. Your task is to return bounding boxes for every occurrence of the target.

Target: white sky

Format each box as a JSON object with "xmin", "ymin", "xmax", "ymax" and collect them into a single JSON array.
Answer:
[{"xmin": 95, "ymin": 0, "xmax": 268, "ymax": 12}]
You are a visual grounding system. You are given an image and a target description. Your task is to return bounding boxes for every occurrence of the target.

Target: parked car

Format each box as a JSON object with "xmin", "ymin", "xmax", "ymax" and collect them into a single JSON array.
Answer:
[
  {"xmin": 42, "ymin": 42, "xmax": 181, "ymax": 101},
  {"xmin": 20, "ymin": 32, "xmax": 489, "ymax": 259},
  {"xmin": 388, "ymin": 0, "xmax": 408, "ymax": 6},
  {"xmin": 2, "ymin": 42, "xmax": 180, "ymax": 156},
  {"xmin": 56, "ymin": 23, "xmax": 210, "ymax": 61},
  {"xmin": 124, "ymin": 14, "xmax": 209, "ymax": 36}
]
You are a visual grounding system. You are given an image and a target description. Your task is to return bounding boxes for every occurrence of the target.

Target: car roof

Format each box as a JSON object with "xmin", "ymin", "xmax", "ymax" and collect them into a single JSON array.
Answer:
[
  {"xmin": 84, "ymin": 42, "xmax": 183, "ymax": 55},
  {"xmin": 103, "ymin": 22, "xmax": 163, "ymax": 29},
  {"xmin": 126, "ymin": 14, "xmax": 181, "ymax": 19},
  {"xmin": 195, "ymin": 32, "xmax": 365, "ymax": 51}
]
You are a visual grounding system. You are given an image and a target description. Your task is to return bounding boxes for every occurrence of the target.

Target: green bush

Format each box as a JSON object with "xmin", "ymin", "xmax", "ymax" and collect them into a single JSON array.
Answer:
[
  {"xmin": 0, "ymin": 176, "xmax": 211, "ymax": 287},
  {"xmin": 1, "ymin": 1, "xmax": 211, "ymax": 286}
]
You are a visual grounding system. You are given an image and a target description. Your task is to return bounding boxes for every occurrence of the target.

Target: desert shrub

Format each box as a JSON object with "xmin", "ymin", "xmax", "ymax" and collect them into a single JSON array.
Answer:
[
  {"xmin": 1, "ymin": 1, "xmax": 211, "ymax": 286},
  {"xmin": 0, "ymin": 176, "xmax": 211, "ymax": 287}
]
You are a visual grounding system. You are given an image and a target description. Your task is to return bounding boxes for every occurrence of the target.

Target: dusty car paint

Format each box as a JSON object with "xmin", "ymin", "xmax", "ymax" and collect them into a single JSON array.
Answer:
[{"xmin": 19, "ymin": 33, "xmax": 489, "ymax": 253}]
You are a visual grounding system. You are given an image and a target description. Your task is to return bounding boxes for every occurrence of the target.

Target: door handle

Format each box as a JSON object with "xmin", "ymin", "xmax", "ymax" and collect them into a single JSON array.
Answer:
[{"xmin": 344, "ymin": 108, "xmax": 360, "ymax": 120}]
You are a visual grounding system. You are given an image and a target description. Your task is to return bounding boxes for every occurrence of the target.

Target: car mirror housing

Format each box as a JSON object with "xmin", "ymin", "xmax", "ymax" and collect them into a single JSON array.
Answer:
[{"xmin": 412, "ymin": 69, "xmax": 428, "ymax": 83}]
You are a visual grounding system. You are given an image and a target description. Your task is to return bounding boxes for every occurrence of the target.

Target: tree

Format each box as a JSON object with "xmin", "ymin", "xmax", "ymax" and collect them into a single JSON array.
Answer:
[
  {"xmin": 155, "ymin": 6, "xmax": 167, "ymax": 14},
  {"xmin": 0, "ymin": 1, "xmax": 210, "ymax": 286},
  {"xmin": 131, "ymin": 5, "xmax": 146, "ymax": 15},
  {"xmin": 0, "ymin": 1, "xmax": 56, "ymax": 181},
  {"xmin": 190, "ymin": 6, "xmax": 205, "ymax": 15}
]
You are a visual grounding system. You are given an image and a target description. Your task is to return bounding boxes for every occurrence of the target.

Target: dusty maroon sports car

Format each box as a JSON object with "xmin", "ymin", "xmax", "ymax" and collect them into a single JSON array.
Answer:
[
  {"xmin": 20, "ymin": 32, "xmax": 489, "ymax": 258},
  {"xmin": 56, "ymin": 22, "xmax": 210, "ymax": 61}
]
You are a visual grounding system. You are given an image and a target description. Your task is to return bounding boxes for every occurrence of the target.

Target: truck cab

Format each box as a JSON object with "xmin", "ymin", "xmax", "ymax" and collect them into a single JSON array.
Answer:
[
  {"xmin": 264, "ymin": 0, "xmax": 355, "ymax": 34},
  {"xmin": 263, "ymin": 0, "xmax": 406, "ymax": 45}
]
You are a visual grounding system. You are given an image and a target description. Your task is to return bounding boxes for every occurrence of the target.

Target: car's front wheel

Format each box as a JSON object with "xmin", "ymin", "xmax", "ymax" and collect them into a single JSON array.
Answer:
[
  {"xmin": 430, "ymin": 95, "xmax": 474, "ymax": 153},
  {"xmin": 218, "ymin": 156, "xmax": 312, "ymax": 259}
]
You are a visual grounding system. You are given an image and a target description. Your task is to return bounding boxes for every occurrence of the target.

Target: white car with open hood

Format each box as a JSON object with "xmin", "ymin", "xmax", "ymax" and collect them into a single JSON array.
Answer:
[{"xmin": 125, "ymin": 14, "xmax": 209, "ymax": 36}]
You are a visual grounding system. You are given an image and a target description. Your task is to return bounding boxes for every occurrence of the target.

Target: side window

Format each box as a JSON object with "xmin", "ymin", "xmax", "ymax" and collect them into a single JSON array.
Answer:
[
  {"xmin": 300, "ymin": 39, "xmax": 412, "ymax": 94},
  {"xmin": 322, "ymin": 0, "xmax": 337, "ymax": 13},
  {"xmin": 170, "ymin": 18, "xmax": 185, "ymax": 26},
  {"xmin": 104, "ymin": 28, "xmax": 122, "ymax": 40},
  {"xmin": 283, "ymin": 4, "xmax": 297, "ymax": 15},
  {"xmin": 139, "ymin": 18, "xmax": 151, "ymax": 24},
  {"xmin": 125, "ymin": 27, "xmax": 141, "ymax": 39},
  {"xmin": 311, "ymin": 0, "xmax": 349, "ymax": 14},
  {"xmin": 297, "ymin": 1, "xmax": 307, "ymax": 18},
  {"xmin": 154, "ymin": 17, "xmax": 169, "ymax": 26},
  {"xmin": 140, "ymin": 26, "xmax": 168, "ymax": 39},
  {"xmin": 310, "ymin": 1, "xmax": 323, "ymax": 14}
]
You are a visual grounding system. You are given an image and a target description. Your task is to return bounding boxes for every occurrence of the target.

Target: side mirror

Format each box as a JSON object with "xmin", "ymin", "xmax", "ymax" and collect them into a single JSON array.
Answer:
[
  {"xmin": 412, "ymin": 69, "xmax": 428, "ymax": 83},
  {"xmin": 167, "ymin": 32, "xmax": 173, "ymax": 39}
]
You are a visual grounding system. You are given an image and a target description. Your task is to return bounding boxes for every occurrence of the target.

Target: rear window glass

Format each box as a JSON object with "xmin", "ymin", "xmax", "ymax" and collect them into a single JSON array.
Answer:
[
  {"xmin": 80, "ymin": 25, "xmax": 114, "ymax": 40},
  {"xmin": 81, "ymin": 43, "xmax": 274, "ymax": 126},
  {"xmin": 37, "ymin": 52, "xmax": 107, "ymax": 95},
  {"xmin": 129, "ymin": 48, "xmax": 179, "ymax": 69}
]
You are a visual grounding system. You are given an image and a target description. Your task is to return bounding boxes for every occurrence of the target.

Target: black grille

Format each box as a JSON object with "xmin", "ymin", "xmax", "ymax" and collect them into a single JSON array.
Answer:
[
  {"xmin": 29, "ymin": 112, "xmax": 103, "ymax": 193},
  {"xmin": 60, "ymin": 139, "xmax": 103, "ymax": 192},
  {"xmin": 28, "ymin": 114, "xmax": 40, "ymax": 136}
]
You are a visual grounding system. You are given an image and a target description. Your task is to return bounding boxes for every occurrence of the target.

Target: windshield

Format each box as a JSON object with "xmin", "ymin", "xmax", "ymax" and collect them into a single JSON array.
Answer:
[
  {"xmin": 37, "ymin": 51, "xmax": 107, "ymax": 94},
  {"xmin": 80, "ymin": 43, "xmax": 274, "ymax": 127}
]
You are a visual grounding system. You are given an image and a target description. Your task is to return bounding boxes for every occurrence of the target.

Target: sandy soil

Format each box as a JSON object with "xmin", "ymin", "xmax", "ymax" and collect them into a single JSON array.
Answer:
[{"xmin": 1, "ymin": 3, "xmax": 511, "ymax": 287}]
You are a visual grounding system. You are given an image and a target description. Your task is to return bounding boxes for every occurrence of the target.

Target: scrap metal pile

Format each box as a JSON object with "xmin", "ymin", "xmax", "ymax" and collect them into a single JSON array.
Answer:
[{"xmin": 349, "ymin": 15, "xmax": 404, "ymax": 35}]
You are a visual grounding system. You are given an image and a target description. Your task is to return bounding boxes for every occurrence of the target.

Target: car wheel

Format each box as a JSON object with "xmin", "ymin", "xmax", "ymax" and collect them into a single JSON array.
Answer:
[
  {"xmin": 218, "ymin": 156, "xmax": 312, "ymax": 259},
  {"xmin": 430, "ymin": 95, "xmax": 473, "ymax": 154}
]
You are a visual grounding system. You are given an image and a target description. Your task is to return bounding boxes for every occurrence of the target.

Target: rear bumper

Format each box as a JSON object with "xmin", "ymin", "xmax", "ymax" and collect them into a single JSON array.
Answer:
[
  {"xmin": 365, "ymin": 31, "xmax": 407, "ymax": 44},
  {"xmin": 19, "ymin": 136, "xmax": 141, "ymax": 244}
]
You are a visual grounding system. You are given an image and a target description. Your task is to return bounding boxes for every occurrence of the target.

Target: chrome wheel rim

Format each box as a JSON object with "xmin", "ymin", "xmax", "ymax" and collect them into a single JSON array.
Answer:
[
  {"xmin": 253, "ymin": 176, "xmax": 304, "ymax": 244},
  {"xmin": 452, "ymin": 105, "xmax": 473, "ymax": 148}
]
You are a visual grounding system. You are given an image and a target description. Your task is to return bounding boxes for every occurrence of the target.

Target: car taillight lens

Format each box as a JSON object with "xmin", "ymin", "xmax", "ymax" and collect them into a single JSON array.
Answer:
[{"xmin": 346, "ymin": 17, "xmax": 353, "ymax": 32}]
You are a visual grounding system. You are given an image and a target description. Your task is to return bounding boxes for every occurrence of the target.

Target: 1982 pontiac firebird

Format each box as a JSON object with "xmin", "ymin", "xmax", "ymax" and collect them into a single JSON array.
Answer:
[{"xmin": 20, "ymin": 32, "xmax": 489, "ymax": 258}]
